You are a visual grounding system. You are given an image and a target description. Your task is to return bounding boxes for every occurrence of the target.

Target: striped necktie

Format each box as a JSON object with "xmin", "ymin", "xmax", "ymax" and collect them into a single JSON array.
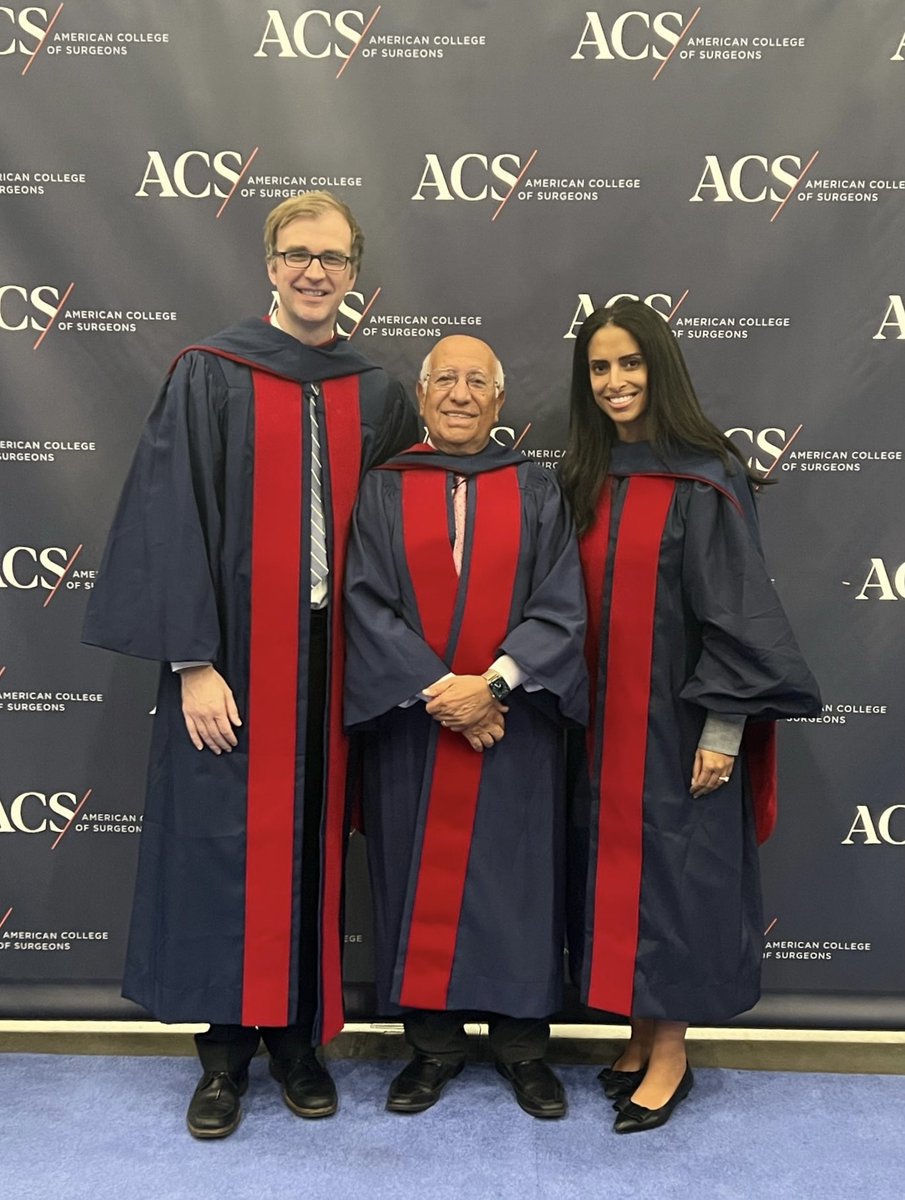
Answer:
[{"xmin": 307, "ymin": 383, "xmax": 328, "ymax": 597}]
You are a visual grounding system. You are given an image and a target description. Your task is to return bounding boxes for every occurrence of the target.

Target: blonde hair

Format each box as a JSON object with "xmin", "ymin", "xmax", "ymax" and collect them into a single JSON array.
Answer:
[{"xmin": 263, "ymin": 191, "xmax": 363, "ymax": 267}]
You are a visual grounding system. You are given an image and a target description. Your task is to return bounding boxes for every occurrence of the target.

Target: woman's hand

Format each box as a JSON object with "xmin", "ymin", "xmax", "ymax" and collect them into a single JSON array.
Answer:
[{"xmin": 690, "ymin": 749, "xmax": 734, "ymax": 797}]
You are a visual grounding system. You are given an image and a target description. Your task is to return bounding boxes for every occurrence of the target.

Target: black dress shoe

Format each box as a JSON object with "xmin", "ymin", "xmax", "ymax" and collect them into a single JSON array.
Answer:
[
  {"xmin": 613, "ymin": 1064, "xmax": 694, "ymax": 1134},
  {"xmin": 496, "ymin": 1059, "xmax": 567, "ymax": 1119},
  {"xmin": 269, "ymin": 1054, "xmax": 338, "ymax": 1118},
  {"xmin": 186, "ymin": 1069, "xmax": 248, "ymax": 1139},
  {"xmin": 597, "ymin": 1062, "xmax": 647, "ymax": 1101},
  {"xmin": 386, "ymin": 1055, "xmax": 464, "ymax": 1114}
]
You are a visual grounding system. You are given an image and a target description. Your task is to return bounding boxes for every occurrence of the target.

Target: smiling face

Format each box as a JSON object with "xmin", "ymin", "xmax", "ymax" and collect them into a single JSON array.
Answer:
[
  {"xmin": 266, "ymin": 210, "xmax": 357, "ymax": 345},
  {"xmin": 587, "ymin": 323, "xmax": 650, "ymax": 443},
  {"xmin": 417, "ymin": 335, "xmax": 504, "ymax": 455}
]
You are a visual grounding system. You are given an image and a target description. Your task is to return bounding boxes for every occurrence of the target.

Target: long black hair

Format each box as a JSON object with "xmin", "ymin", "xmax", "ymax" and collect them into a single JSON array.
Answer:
[{"xmin": 560, "ymin": 299, "xmax": 760, "ymax": 534}]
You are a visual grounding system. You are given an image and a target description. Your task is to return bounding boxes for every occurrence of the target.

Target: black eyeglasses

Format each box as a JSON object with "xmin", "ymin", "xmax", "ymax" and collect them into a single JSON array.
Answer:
[{"xmin": 271, "ymin": 249, "xmax": 354, "ymax": 273}]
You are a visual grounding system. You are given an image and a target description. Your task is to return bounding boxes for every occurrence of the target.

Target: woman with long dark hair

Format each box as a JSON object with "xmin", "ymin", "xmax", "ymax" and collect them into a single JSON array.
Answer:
[{"xmin": 562, "ymin": 299, "xmax": 821, "ymax": 1133}]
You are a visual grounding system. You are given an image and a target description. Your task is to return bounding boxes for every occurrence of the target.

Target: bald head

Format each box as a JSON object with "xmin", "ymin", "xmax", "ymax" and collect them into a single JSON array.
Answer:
[{"xmin": 417, "ymin": 336, "xmax": 506, "ymax": 456}]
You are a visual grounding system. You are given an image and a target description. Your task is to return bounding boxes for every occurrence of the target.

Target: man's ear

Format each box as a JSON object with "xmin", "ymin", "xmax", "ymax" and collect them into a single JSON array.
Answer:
[
  {"xmin": 416, "ymin": 381, "xmax": 427, "ymax": 414},
  {"xmin": 493, "ymin": 388, "xmax": 506, "ymax": 420}
]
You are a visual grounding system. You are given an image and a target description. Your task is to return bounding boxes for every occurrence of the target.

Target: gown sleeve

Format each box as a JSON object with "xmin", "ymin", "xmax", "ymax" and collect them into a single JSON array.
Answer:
[
  {"xmin": 82, "ymin": 352, "xmax": 225, "ymax": 663},
  {"xmin": 362, "ymin": 378, "xmax": 422, "ymax": 473},
  {"xmin": 343, "ymin": 470, "xmax": 451, "ymax": 728},
  {"xmin": 499, "ymin": 471, "xmax": 589, "ymax": 727},
  {"xmin": 679, "ymin": 481, "xmax": 821, "ymax": 720}
]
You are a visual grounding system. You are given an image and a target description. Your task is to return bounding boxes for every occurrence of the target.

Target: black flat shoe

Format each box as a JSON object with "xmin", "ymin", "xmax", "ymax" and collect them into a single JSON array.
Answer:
[
  {"xmin": 270, "ymin": 1054, "xmax": 338, "ymax": 1118},
  {"xmin": 597, "ymin": 1063, "xmax": 647, "ymax": 1101},
  {"xmin": 186, "ymin": 1069, "xmax": 248, "ymax": 1139},
  {"xmin": 386, "ymin": 1054, "xmax": 465, "ymax": 1114},
  {"xmin": 613, "ymin": 1065, "xmax": 694, "ymax": 1134},
  {"xmin": 496, "ymin": 1059, "xmax": 567, "ymax": 1119}
]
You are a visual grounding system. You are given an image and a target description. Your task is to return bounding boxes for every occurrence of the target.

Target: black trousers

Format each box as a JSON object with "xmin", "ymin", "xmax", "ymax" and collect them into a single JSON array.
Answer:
[
  {"xmin": 403, "ymin": 1010, "xmax": 551, "ymax": 1066},
  {"xmin": 195, "ymin": 609, "xmax": 328, "ymax": 1074}
]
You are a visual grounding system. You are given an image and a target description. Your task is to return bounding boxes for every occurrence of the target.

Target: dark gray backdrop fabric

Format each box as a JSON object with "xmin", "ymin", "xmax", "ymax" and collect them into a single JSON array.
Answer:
[{"xmin": 1, "ymin": 1, "xmax": 902, "ymax": 1026}]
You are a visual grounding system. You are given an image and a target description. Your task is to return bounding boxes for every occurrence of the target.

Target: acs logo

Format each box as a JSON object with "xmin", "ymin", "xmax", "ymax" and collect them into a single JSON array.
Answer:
[
  {"xmin": 135, "ymin": 150, "xmax": 251, "ymax": 199},
  {"xmin": 254, "ymin": 9, "xmax": 365, "ymax": 59},
  {"xmin": 689, "ymin": 155, "xmax": 803, "ymax": 203},
  {"xmin": 842, "ymin": 805, "xmax": 905, "ymax": 845},
  {"xmin": 571, "ymin": 10, "xmax": 685, "ymax": 61},
  {"xmin": 0, "ymin": 791, "xmax": 79, "ymax": 834},
  {"xmin": 0, "ymin": 6, "xmax": 47, "ymax": 55},
  {"xmin": 563, "ymin": 292, "xmax": 675, "ymax": 339},
  {"xmin": 411, "ymin": 153, "xmax": 523, "ymax": 202},
  {"xmin": 0, "ymin": 284, "xmax": 61, "ymax": 331}
]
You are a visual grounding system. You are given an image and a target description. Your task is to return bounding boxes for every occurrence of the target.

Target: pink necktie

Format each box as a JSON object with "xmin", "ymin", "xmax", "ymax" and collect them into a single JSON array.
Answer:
[{"xmin": 452, "ymin": 475, "xmax": 467, "ymax": 575}]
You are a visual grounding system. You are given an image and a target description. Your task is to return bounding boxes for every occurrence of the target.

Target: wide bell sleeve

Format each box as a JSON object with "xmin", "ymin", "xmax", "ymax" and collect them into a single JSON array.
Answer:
[
  {"xmin": 499, "ymin": 471, "xmax": 589, "ymax": 727},
  {"xmin": 82, "ymin": 352, "xmax": 224, "ymax": 663},
  {"xmin": 679, "ymin": 481, "xmax": 821, "ymax": 720}
]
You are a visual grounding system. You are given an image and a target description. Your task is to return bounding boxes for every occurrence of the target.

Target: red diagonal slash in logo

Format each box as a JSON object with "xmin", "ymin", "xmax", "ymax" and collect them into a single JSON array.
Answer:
[
  {"xmin": 21, "ymin": 2, "xmax": 63, "ymax": 76},
  {"xmin": 760, "ymin": 424, "xmax": 803, "ymax": 481},
  {"xmin": 0, "ymin": 666, "xmax": 6, "ymax": 681},
  {"xmin": 42, "ymin": 544, "xmax": 83, "ymax": 608},
  {"xmin": 0, "ymin": 907, "xmax": 12, "ymax": 932},
  {"xmin": 491, "ymin": 149, "xmax": 539, "ymax": 222},
  {"xmin": 32, "ymin": 281, "xmax": 74, "ymax": 350},
  {"xmin": 770, "ymin": 151, "xmax": 819, "ymax": 223},
  {"xmin": 764, "ymin": 917, "xmax": 778, "ymax": 937},
  {"xmin": 51, "ymin": 789, "xmax": 92, "ymax": 851},
  {"xmin": 215, "ymin": 147, "xmax": 260, "ymax": 219},
  {"xmin": 666, "ymin": 289, "xmax": 690, "ymax": 322},
  {"xmin": 336, "ymin": 5, "xmax": 382, "ymax": 79},
  {"xmin": 347, "ymin": 287, "xmax": 382, "ymax": 338},
  {"xmin": 652, "ymin": 6, "xmax": 701, "ymax": 81},
  {"xmin": 512, "ymin": 423, "xmax": 532, "ymax": 451}
]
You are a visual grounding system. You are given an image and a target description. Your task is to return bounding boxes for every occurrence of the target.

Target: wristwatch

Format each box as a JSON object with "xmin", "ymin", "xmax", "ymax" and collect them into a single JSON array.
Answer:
[{"xmin": 483, "ymin": 670, "xmax": 511, "ymax": 702}]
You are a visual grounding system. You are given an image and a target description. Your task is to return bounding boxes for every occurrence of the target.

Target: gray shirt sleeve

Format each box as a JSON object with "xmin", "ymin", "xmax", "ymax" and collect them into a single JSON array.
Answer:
[{"xmin": 698, "ymin": 712, "xmax": 746, "ymax": 756}]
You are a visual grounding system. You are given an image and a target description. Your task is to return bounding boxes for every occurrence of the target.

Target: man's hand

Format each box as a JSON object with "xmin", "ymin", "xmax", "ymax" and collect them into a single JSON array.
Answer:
[
  {"xmin": 424, "ymin": 674, "xmax": 504, "ymax": 731},
  {"xmin": 180, "ymin": 665, "xmax": 242, "ymax": 754},
  {"xmin": 690, "ymin": 749, "xmax": 735, "ymax": 797},
  {"xmin": 462, "ymin": 710, "xmax": 507, "ymax": 752}
]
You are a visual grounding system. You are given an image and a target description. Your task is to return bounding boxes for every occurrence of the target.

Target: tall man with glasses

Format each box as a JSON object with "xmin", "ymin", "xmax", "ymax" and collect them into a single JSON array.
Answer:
[
  {"xmin": 344, "ymin": 335, "xmax": 588, "ymax": 1118},
  {"xmin": 85, "ymin": 192, "xmax": 417, "ymax": 1138}
]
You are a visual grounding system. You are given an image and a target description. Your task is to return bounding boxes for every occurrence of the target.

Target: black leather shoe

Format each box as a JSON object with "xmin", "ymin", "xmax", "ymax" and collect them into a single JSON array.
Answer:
[
  {"xmin": 613, "ymin": 1064, "xmax": 694, "ymax": 1133},
  {"xmin": 386, "ymin": 1055, "xmax": 465, "ymax": 1114},
  {"xmin": 496, "ymin": 1059, "xmax": 567, "ymax": 1119},
  {"xmin": 597, "ymin": 1062, "xmax": 647, "ymax": 1101},
  {"xmin": 186, "ymin": 1069, "xmax": 248, "ymax": 1139},
  {"xmin": 269, "ymin": 1054, "xmax": 338, "ymax": 1118}
]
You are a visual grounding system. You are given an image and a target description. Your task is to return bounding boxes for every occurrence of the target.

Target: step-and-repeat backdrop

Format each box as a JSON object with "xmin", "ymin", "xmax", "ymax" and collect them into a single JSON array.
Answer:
[{"xmin": 1, "ymin": 1, "xmax": 903, "ymax": 1027}]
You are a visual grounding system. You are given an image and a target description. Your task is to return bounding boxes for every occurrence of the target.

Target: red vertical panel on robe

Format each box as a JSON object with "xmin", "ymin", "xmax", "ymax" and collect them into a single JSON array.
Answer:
[
  {"xmin": 586, "ymin": 476, "xmax": 676, "ymax": 1015},
  {"xmin": 318, "ymin": 376, "xmax": 362, "ymax": 1042},
  {"xmin": 242, "ymin": 374, "xmax": 303, "ymax": 1025},
  {"xmin": 398, "ymin": 466, "xmax": 522, "ymax": 1008}
]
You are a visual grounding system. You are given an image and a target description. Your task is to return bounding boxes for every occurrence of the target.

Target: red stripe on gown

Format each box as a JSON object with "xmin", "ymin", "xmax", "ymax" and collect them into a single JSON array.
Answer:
[
  {"xmin": 586, "ymin": 476, "xmax": 676, "ymax": 1014},
  {"xmin": 578, "ymin": 480, "xmax": 613, "ymax": 751},
  {"xmin": 242, "ymin": 373, "xmax": 303, "ymax": 1025},
  {"xmin": 318, "ymin": 376, "xmax": 362, "ymax": 1042},
  {"xmin": 398, "ymin": 466, "xmax": 522, "ymax": 1008},
  {"xmin": 744, "ymin": 720, "xmax": 778, "ymax": 845}
]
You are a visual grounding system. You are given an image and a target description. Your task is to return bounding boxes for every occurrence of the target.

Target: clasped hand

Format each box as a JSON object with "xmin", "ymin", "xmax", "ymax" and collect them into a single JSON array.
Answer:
[{"xmin": 423, "ymin": 674, "xmax": 508, "ymax": 752}]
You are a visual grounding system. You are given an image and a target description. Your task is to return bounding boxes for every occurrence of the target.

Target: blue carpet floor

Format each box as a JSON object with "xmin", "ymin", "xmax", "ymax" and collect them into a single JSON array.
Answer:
[{"xmin": 1, "ymin": 1054, "xmax": 903, "ymax": 1199}]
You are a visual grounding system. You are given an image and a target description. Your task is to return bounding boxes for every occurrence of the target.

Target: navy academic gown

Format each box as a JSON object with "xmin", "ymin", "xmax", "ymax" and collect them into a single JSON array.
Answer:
[
  {"xmin": 344, "ymin": 443, "xmax": 588, "ymax": 1019},
  {"xmin": 570, "ymin": 442, "xmax": 821, "ymax": 1024},
  {"xmin": 83, "ymin": 317, "xmax": 417, "ymax": 1037}
]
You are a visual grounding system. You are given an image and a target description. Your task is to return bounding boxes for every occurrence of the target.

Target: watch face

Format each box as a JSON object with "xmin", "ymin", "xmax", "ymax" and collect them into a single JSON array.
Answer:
[{"xmin": 489, "ymin": 675, "xmax": 510, "ymax": 701}]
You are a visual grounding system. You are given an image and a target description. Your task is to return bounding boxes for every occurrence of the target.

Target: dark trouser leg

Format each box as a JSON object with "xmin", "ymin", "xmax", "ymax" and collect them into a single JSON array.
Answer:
[
  {"xmin": 195, "ymin": 1025, "xmax": 261, "ymax": 1074},
  {"xmin": 403, "ymin": 1010, "xmax": 470, "ymax": 1063},
  {"xmin": 486, "ymin": 1014, "xmax": 551, "ymax": 1064}
]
